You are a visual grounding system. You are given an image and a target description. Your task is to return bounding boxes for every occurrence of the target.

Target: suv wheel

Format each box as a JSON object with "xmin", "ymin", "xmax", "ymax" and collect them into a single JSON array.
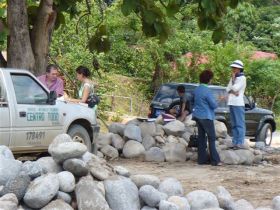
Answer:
[
  {"xmin": 257, "ymin": 123, "xmax": 272, "ymax": 146},
  {"xmin": 68, "ymin": 124, "xmax": 92, "ymax": 151}
]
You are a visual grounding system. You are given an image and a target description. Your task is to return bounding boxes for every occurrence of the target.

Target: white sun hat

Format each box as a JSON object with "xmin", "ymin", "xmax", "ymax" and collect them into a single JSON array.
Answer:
[{"xmin": 230, "ymin": 60, "xmax": 244, "ymax": 69}]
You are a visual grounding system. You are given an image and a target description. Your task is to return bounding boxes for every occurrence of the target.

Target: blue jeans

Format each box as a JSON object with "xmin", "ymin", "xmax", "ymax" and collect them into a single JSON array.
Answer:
[
  {"xmin": 229, "ymin": 106, "xmax": 245, "ymax": 145},
  {"xmin": 194, "ymin": 118, "xmax": 221, "ymax": 165}
]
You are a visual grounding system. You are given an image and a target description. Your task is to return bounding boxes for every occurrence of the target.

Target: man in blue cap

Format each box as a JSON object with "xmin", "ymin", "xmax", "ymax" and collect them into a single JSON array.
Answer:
[{"xmin": 226, "ymin": 60, "xmax": 247, "ymax": 149}]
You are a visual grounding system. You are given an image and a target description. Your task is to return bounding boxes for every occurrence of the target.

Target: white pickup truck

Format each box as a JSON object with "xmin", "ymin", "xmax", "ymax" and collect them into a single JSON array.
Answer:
[{"xmin": 0, "ymin": 68, "xmax": 99, "ymax": 153}]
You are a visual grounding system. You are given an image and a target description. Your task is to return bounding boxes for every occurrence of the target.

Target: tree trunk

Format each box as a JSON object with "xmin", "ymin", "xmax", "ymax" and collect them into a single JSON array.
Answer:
[
  {"xmin": 0, "ymin": 52, "xmax": 7, "ymax": 67},
  {"xmin": 7, "ymin": 0, "xmax": 35, "ymax": 72},
  {"xmin": 151, "ymin": 62, "xmax": 163, "ymax": 94},
  {"xmin": 31, "ymin": 0, "xmax": 57, "ymax": 76}
]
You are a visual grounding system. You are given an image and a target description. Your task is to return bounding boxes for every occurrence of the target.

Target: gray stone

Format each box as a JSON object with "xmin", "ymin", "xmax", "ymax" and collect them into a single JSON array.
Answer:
[
  {"xmin": 124, "ymin": 124, "xmax": 142, "ymax": 142},
  {"xmin": 142, "ymin": 135, "xmax": 156, "ymax": 150},
  {"xmin": 272, "ymin": 196, "xmax": 280, "ymax": 210},
  {"xmin": 56, "ymin": 191, "xmax": 72, "ymax": 204},
  {"xmin": 104, "ymin": 176, "xmax": 140, "ymax": 210},
  {"xmin": 112, "ymin": 134, "xmax": 125, "ymax": 151},
  {"xmin": 163, "ymin": 120, "xmax": 185, "ymax": 136},
  {"xmin": 75, "ymin": 176, "xmax": 110, "ymax": 210},
  {"xmin": 0, "ymin": 157, "xmax": 22, "ymax": 186},
  {"xmin": 234, "ymin": 150, "xmax": 255, "ymax": 165},
  {"xmin": 49, "ymin": 141, "xmax": 88, "ymax": 163},
  {"xmin": 57, "ymin": 171, "xmax": 75, "ymax": 193},
  {"xmin": 168, "ymin": 196, "xmax": 190, "ymax": 210},
  {"xmin": 145, "ymin": 147, "xmax": 165, "ymax": 162},
  {"xmin": 139, "ymin": 185, "xmax": 162, "ymax": 207},
  {"xmin": 158, "ymin": 177, "xmax": 184, "ymax": 197},
  {"xmin": 131, "ymin": 174, "xmax": 160, "ymax": 189},
  {"xmin": 87, "ymin": 158, "xmax": 113, "ymax": 181},
  {"xmin": 215, "ymin": 186, "xmax": 235, "ymax": 210},
  {"xmin": 155, "ymin": 124, "xmax": 165, "ymax": 136},
  {"xmin": 183, "ymin": 114, "xmax": 196, "ymax": 127},
  {"xmin": 36, "ymin": 156, "xmax": 62, "ymax": 174},
  {"xmin": 97, "ymin": 133, "xmax": 113, "ymax": 148},
  {"xmin": 108, "ymin": 123, "xmax": 126, "ymax": 136},
  {"xmin": 139, "ymin": 122, "xmax": 157, "ymax": 138},
  {"xmin": 186, "ymin": 190, "xmax": 219, "ymax": 210},
  {"xmin": 141, "ymin": 206, "xmax": 157, "ymax": 210},
  {"xmin": 23, "ymin": 173, "xmax": 59, "ymax": 209},
  {"xmin": 0, "ymin": 146, "xmax": 14, "ymax": 159},
  {"xmin": 163, "ymin": 143, "xmax": 187, "ymax": 162},
  {"xmin": 101, "ymin": 145, "xmax": 119, "ymax": 160},
  {"xmin": 214, "ymin": 120, "xmax": 227, "ymax": 138},
  {"xmin": 82, "ymin": 151, "xmax": 94, "ymax": 163},
  {"xmin": 255, "ymin": 208, "xmax": 273, "ymax": 210},
  {"xmin": 0, "ymin": 172, "xmax": 30, "ymax": 201},
  {"xmin": 167, "ymin": 135, "xmax": 179, "ymax": 143},
  {"xmin": 254, "ymin": 154, "xmax": 263, "ymax": 164},
  {"xmin": 63, "ymin": 158, "xmax": 89, "ymax": 177},
  {"xmin": 255, "ymin": 141, "xmax": 266, "ymax": 150},
  {"xmin": 114, "ymin": 166, "xmax": 130, "ymax": 177},
  {"xmin": 219, "ymin": 150, "xmax": 240, "ymax": 165},
  {"xmin": 41, "ymin": 199, "xmax": 73, "ymax": 210},
  {"xmin": 159, "ymin": 200, "xmax": 179, "ymax": 210},
  {"xmin": 21, "ymin": 161, "xmax": 42, "ymax": 179},
  {"xmin": 123, "ymin": 140, "xmax": 145, "ymax": 158},
  {"xmin": 0, "ymin": 193, "xmax": 18, "ymax": 210},
  {"xmin": 234, "ymin": 199, "xmax": 254, "ymax": 210},
  {"xmin": 155, "ymin": 136, "xmax": 165, "ymax": 144}
]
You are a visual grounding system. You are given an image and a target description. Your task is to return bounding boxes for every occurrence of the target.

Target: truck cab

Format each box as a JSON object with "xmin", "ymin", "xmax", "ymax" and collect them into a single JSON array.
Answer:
[{"xmin": 0, "ymin": 68, "xmax": 99, "ymax": 153}]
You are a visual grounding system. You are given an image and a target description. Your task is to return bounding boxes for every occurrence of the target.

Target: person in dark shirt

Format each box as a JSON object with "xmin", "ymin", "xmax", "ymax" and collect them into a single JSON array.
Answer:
[{"xmin": 168, "ymin": 85, "xmax": 189, "ymax": 122}]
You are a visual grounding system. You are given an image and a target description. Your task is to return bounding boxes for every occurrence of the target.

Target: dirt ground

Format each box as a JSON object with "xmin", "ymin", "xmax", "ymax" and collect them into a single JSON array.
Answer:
[{"xmin": 109, "ymin": 133, "xmax": 280, "ymax": 208}]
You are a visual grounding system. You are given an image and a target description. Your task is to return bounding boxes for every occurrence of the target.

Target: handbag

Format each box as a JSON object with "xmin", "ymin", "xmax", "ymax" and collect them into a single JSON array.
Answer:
[
  {"xmin": 86, "ymin": 94, "xmax": 100, "ymax": 108},
  {"xmin": 188, "ymin": 133, "xmax": 198, "ymax": 148}
]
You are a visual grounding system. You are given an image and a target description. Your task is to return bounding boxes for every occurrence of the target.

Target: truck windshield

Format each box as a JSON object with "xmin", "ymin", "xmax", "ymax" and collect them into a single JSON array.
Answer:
[{"xmin": 153, "ymin": 85, "xmax": 177, "ymax": 103}]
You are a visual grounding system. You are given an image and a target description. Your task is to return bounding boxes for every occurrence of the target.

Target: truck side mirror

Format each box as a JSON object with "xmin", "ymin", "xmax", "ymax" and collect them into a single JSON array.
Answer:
[{"xmin": 48, "ymin": 91, "xmax": 57, "ymax": 105}]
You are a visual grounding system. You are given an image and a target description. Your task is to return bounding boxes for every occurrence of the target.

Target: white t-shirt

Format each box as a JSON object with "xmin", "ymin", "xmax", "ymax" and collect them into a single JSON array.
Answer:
[{"xmin": 226, "ymin": 75, "xmax": 246, "ymax": 106}]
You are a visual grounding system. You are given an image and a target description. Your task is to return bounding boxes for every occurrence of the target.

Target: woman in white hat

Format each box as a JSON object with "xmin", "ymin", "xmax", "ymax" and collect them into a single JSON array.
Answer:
[{"xmin": 226, "ymin": 60, "xmax": 247, "ymax": 149}]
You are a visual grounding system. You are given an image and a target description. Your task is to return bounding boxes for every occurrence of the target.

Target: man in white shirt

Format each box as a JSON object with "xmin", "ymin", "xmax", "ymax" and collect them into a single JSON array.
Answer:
[{"xmin": 226, "ymin": 60, "xmax": 247, "ymax": 149}]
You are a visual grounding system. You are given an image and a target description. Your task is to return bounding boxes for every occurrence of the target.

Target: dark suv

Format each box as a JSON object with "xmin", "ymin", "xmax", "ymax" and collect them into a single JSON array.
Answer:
[{"xmin": 149, "ymin": 83, "xmax": 276, "ymax": 146}]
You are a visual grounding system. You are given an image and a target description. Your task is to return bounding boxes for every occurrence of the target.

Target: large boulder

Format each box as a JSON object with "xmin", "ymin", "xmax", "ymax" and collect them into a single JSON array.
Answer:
[
  {"xmin": 108, "ymin": 123, "xmax": 126, "ymax": 136},
  {"xmin": 186, "ymin": 190, "xmax": 219, "ymax": 210},
  {"xmin": 0, "ymin": 172, "xmax": 30, "ymax": 201},
  {"xmin": 158, "ymin": 178, "xmax": 184, "ymax": 197},
  {"xmin": 123, "ymin": 140, "xmax": 145, "ymax": 158},
  {"xmin": 0, "ymin": 157, "xmax": 22, "ymax": 186},
  {"xmin": 214, "ymin": 121, "xmax": 227, "ymax": 138},
  {"xmin": 62, "ymin": 158, "xmax": 89, "ymax": 177},
  {"xmin": 87, "ymin": 158, "xmax": 113, "ymax": 181},
  {"xmin": 234, "ymin": 150, "xmax": 255, "ymax": 165},
  {"xmin": 57, "ymin": 171, "xmax": 75, "ymax": 193},
  {"xmin": 142, "ymin": 135, "xmax": 156, "ymax": 150},
  {"xmin": 145, "ymin": 147, "xmax": 165, "ymax": 162},
  {"xmin": 56, "ymin": 191, "xmax": 72, "ymax": 204},
  {"xmin": 101, "ymin": 145, "xmax": 119, "ymax": 160},
  {"xmin": 41, "ymin": 199, "xmax": 73, "ymax": 210},
  {"xmin": 163, "ymin": 143, "xmax": 187, "ymax": 162},
  {"xmin": 159, "ymin": 200, "xmax": 179, "ymax": 210},
  {"xmin": 75, "ymin": 176, "xmax": 110, "ymax": 210},
  {"xmin": 104, "ymin": 176, "xmax": 140, "ymax": 210},
  {"xmin": 130, "ymin": 174, "xmax": 160, "ymax": 189},
  {"xmin": 124, "ymin": 124, "xmax": 142, "ymax": 142},
  {"xmin": 139, "ymin": 122, "xmax": 157, "ymax": 138},
  {"xmin": 234, "ymin": 199, "xmax": 254, "ymax": 210},
  {"xmin": 36, "ymin": 156, "xmax": 62, "ymax": 174},
  {"xmin": 139, "ymin": 185, "xmax": 162, "ymax": 207},
  {"xmin": 215, "ymin": 186, "xmax": 235, "ymax": 210},
  {"xmin": 0, "ymin": 193, "xmax": 18, "ymax": 210},
  {"xmin": 168, "ymin": 196, "xmax": 190, "ymax": 210},
  {"xmin": 272, "ymin": 196, "xmax": 280, "ymax": 210},
  {"xmin": 97, "ymin": 133, "xmax": 113, "ymax": 148},
  {"xmin": 114, "ymin": 166, "xmax": 131, "ymax": 177},
  {"xmin": 219, "ymin": 150, "xmax": 240, "ymax": 165},
  {"xmin": 112, "ymin": 134, "xmax": 126, "ymax": 151},
  {"xmin": 163, "ymin": 120, "xmax": 185, "ymax": 136},
  {"xmin": 0, "ymin": 146, "xmax": 14, "ymax": 159},
  {"xmin": 23, "ymin": 173, "xmax": 59, "ymax": 209},
  {"xmin": 48, "ymin": 141, "xmax": 87, "ymax": 163},
  {"xmin": 21, "ymin": 161, "xmax": 42, "ymax": 179}
]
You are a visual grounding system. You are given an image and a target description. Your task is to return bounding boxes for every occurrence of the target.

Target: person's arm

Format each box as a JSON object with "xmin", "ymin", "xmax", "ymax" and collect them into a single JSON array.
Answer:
[
  {"xmin": 67, "ymin": 84, "xmax": 90, "ymax": 103},
  {"xmin": 56, "ymin": 79, "xmax": 64, "ymax": 97},
  {"xmin": 231, "ymin": 76, "xmax": 246, "ymax": 92},
  {"xmin": 207, "ymin": 91, "xmax": 218, "ymax": 110}
]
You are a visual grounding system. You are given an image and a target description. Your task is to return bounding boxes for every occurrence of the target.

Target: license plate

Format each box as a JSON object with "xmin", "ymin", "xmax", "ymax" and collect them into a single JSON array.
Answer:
[{"xmin": 155, "ymin": 109, "xmax": 164, "ymax": 117}]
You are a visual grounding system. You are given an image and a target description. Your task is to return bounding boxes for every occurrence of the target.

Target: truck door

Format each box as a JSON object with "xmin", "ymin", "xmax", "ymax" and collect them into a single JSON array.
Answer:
[
  {"xmin": 9, "ymin": 73, "xmax": 63, "ymax": 151},
  {"xmin": 0, "ymin": 76, "xmax": 10, "ymax": 146}
]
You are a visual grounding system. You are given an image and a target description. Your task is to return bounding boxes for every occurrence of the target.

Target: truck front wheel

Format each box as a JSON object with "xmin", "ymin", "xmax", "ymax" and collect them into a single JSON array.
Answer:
[{"xmin": 68, "ymin": 124, "xmax": 92, "ymax": 151}]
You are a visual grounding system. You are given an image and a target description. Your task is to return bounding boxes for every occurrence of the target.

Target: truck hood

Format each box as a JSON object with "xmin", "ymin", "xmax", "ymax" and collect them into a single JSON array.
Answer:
[{"xmin": 56, "ymin": 100, "xmax": 98, "ymax": 125}]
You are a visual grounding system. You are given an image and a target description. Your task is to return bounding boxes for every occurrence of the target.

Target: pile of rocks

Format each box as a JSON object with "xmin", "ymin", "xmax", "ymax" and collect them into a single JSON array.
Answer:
[
  {"xmin": 96, "ymin": 115, "xmax": 273, "ymax": 165},
  {"xmin": 1, "ymin": 134, "xmax": 280, "ymax": 210}
]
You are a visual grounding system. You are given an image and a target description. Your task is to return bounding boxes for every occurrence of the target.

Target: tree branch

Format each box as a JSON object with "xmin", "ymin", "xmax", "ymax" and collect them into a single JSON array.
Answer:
[{"xmin": 158, "ymin": 0, "xmax": 168, "ymax": 9}]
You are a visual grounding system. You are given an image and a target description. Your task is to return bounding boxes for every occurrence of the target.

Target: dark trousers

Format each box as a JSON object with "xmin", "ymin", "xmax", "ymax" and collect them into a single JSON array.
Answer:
[{"xmin": 195, "ymin": 118, "xmax": 221, "ymax": 165}]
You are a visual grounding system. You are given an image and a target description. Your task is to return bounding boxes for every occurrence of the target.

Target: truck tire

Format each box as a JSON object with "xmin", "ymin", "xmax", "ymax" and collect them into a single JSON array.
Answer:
[
  {"xmin": 257, "ymin": 123, "xmax": 272, "ymax": 146},
  {"xmin": 68, "ymin": 124, "xmax": 92, "ymax": 151}
]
